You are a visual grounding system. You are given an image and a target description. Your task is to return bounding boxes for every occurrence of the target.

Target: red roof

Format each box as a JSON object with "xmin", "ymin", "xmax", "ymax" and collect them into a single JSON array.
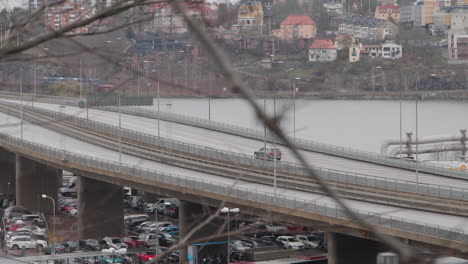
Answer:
[
  {"xmin": 281, "ymin": 15, "xmax": 316, "ymax": 26},
  {"xmin": 310, "ymin": 39, "xmax": 336, "ymax": 50},
  {"xmin": 377, "ymin": 5, "xmax": 400, "ymax": 13}
]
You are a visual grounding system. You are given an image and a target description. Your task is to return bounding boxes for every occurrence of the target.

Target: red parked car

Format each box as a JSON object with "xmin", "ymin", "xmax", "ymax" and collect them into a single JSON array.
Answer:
[
  {"xmin": 7, "ymin": 223, "xmax": 28, "ymax": 232},
  {"xmin": 129, "ymin": 236, "xmax": 147, "ymax": 248},
  {"xmin": 122, "ymin": 237, "xmax": 137, "ymax": 248}
]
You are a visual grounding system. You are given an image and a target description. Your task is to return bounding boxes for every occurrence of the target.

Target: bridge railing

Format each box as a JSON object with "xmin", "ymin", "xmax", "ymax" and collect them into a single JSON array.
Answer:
[
  {"xmin": 1, "ymin": 94, "xmax": 466, "ymax": 178},
  {"xmin": 104, "ymin": 106, "xmax": 468, "ymax": 179},
  {"xmin": 0, "ymin": 91, "xmax": 81, "ymax": 106},
  {"xmin": 6, "ymin": 102, "xmax": 468, "ymax": 201},
  {"xmin": 0, "ymin": 132, "xmax": 466, "ymax": 244}
]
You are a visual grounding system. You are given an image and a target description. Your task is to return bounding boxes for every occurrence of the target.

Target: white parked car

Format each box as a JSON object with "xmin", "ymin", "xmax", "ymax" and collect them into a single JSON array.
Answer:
[
  {"xmin": 277, "ymin": 236, "xmax": 304, "ymax": 250},
  {"xmin": 295, "ymin": 235, "xmax": 321, "ymax": 249},
  {"xmin": 7, "ymin": 236, "xmax": 47, "ymax": 250},
  {"xmin": 142, "ymin": 222, "xmax": 172, "ymax": 233},
  {"xmin": 103, "ymin": 237, "xmax": 128, "ymax": 250}
]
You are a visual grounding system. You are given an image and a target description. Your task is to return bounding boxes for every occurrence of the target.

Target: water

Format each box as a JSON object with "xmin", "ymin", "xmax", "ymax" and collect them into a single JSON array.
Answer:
[{"xmin": 148, "ymin": 98, "xmax": 468, "ymax": 153}]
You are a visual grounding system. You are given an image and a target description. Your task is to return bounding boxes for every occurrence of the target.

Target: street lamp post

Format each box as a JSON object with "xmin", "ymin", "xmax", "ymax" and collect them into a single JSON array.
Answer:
[
  {"xmin": 116, "ymin": 91, "xmax": 122, "ymax": 171},
  {"xmin": 41, "ymin": 194, "xmax": 55, "ymax": 256},
  {"xmin": 153, "ymin": 69, "xmax": 161, "ymax": 138},
  {"xmin": 293, "ymin": 77, "xmax": 300, "ymax": 143},
  {"xmin": 273, "ymin": 89, "xmax": 277, "ymax": 203},
  {"xmin": 20, "ymin": 68, "xmax": 23, "ymax": 145},
  {"xmin": 221, "ymin": 207, "xmax": 239, "ymax": 262}
]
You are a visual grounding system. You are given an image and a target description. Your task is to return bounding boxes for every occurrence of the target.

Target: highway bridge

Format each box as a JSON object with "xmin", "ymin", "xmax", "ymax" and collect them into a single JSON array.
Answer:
[{"xmin": 0, "ymin": 93, "xmax": 466, "ymax": 264}]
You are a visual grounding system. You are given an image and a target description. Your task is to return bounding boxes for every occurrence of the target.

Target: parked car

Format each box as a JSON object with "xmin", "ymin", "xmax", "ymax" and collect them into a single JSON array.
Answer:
[
  {"xmin": 124, "ymin": 214, "xmax": 150, "ymax": 229},
  {"xmin": 162, "ymin": 203, "xmax": 178, "ymax": 218},
  {"xmin": 240, "ymin": 238, "xmax": 263, "ymax": 248},
  {"xmin": 84, "ymin": 239, "xmax": 108, "ymax": 251},
  {"xmin": 129, "ymin": 236, "xmax": 147, "ymax": 248},
  {"xmin": 144, "ymin": 222, "xmax": 172, "ymax": 233},
  {"xmin": 122, "ymin": 237, "xmax": 137, "ymax": 248},
  {"xmin": 7, "ymin": 236, "xmax": 47, "ymax": 250},
  {"xmin": 259, "ymin": 236, "xmax": 283, "ymax": 247},
  {"xmin": 265, "ymin": 223, "xmax": 287, "ymax": 235},
  {"xmin": 295, "ymin": 235, "xmax": 321, "ymax": 249},
  {"xmin": 132, "ymin": 221, "xmax": 156, "ymax": 233},
  {"xmin": 7, "ymin": 229, "xmax": 34, "ymax": 240},
  {"xmin": 243, "ymin": 223, "xmax": 273, "ymax": 238},
  {"xmin": 277, "ymin": 236, "xmax": 304, "ymax": 250},
  {"xmin": 254, "ymin": 147, "xmax": 282, "ymax": 160},
  {"xmin": 229, "ymin": 240, "xmax": 251, "ymax": 252},
  {"xmin": 4, "ymin": 206, "xmax": 33, "ymax": 221},
  {"xmin": 159, "ymin": 226, "xmax": 179, "ymax": 234},
  {"xmin": 103, "ymin": 237, "xmax": 128, "ymax": 250}
]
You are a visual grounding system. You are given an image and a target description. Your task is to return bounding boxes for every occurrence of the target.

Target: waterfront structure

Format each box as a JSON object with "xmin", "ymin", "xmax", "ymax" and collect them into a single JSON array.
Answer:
[
  {"xmin": 273, "ymin": 14, "xmax": 317, "ymax": 40},
  {"xmin": 309, "ymin": 39, "xmax": 337, "ymax": 62},
  {"xmin": 374, "ymin": 5, "xmax": 401, "ymax": 22}
]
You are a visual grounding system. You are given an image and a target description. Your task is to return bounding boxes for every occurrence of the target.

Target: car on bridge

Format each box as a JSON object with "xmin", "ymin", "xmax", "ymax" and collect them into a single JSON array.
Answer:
[{"xmin": 254, "ymin": 147, "xmax": 282, "ymax": 161}]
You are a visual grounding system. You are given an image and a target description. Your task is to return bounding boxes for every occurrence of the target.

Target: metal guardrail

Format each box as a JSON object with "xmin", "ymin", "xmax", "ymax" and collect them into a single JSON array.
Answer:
[
  {"xmin": 0, "ymin": 91, "xmax": 82, "ymax": 106},
  {"xmin": 0, "ymin": 133, "xmax": 466, "ymax": 244},
  {"xmin": 1, "ymin": 93, "xmax": 466, "ymax": 178},
  {"xmin": 4, "ymin": 102, "xmax": 468, "ymax": 201},
  {"xmin": 104, "ymin": 106, "xmax": 468, "ymax": 179}
]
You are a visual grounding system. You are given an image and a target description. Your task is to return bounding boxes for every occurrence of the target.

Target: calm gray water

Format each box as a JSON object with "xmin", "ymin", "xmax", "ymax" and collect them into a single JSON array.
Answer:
[{"xmin": 147, "ymin": 98, "xmax": 468, "ymax": 153}]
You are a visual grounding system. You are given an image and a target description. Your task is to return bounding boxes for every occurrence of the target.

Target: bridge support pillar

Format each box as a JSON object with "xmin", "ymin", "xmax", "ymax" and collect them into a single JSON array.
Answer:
[
  {"xmin": 0, "ymin": 148, "xmax": 15, "ymax": 197},
  {"xmin": 15, "ymin": 155, "xmax": 61, "ymax": 214},
  {"xmin": 77, "ymin": 176, "xmax": 124, "ymax": 239},
  {"xmin": 179, "ymin": 200, "xmax": 226, "ymax": 264},
  {"xmin": 327, "ymin": 232, "xmax": 387, "ymax": 264}
]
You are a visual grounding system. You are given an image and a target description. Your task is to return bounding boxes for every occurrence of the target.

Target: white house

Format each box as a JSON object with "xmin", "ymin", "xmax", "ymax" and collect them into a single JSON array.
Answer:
[{"xmin": 309, "ymin": 39, "xmax": 337, "ymax": 62}]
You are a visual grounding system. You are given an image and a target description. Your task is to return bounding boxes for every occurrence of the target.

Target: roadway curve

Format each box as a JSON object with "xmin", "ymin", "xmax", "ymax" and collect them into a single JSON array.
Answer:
[
  {"xmin": 7, "ymin": 100, "xmax": 468, "ymax": 190},
  {"xmin": 0, "ymin": 110, "xmax": 467, "ymax": 234}
]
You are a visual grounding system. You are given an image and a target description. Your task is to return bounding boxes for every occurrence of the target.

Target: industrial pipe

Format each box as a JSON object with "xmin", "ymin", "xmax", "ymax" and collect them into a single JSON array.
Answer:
[
  {"xmin": 381, "ymin": 133, "xmax": 464, "ymax": 155},
  {"xmin": 388, "ymin": 142, "xmax": 464, "ymax": 157}
]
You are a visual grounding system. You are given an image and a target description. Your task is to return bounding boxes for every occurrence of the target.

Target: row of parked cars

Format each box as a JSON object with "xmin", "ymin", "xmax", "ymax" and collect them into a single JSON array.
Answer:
[{"xmin": 3, "ymin": 206, "xmax": 49, "ymax": 251}]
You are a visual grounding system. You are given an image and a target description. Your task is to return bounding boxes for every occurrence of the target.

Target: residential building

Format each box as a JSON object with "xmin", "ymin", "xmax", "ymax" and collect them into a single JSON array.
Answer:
[
  {"xmin": 30, "ymin": 0, "xmax": 62, "ymax": 9},
  {"xmin": 362, "ymin": 41, "xmax": 402, "ymax": 59},
  {"xmin": 273, "ymin": 14, "xmax": 317, "ymax": 40},
  {"xmin": 338, "ymin": 16, "xmax": 398, "ymax": 40},
  {"xmin": 237, "ymin": 1, "xmax": 264, "ymax": 27},
  {"xmin": 411, "ymin": 0, "xmax": 451, "ymax": 26},
  {"xmin": 400, "ymin": 4, "xmax": 416, "ymax": 23},
  {"xmin": 323, "ymin": 2, "xmax": 344, "ymax": 15},
  {"xmin": 374, "ymin": 5, "xmax": 400, "ymax": 22},
  {"xmin": 149, "ymin": 1, "xmax": 217, "ymax": 34},
  {"xmin": 349, "ymin": 44, "xmax": 361, "ymax": 62},
  {"xmin": 377, "ymin": 0, "xmax": 397, "ymax": 5},
  {"xmin": 447, "ymin": 8, "xmax": 468, "ymax": 63},
  {"xmin": 334, "ymin": 34, "xmax": 355, "ymax": 50},
  {"xmin": 44, "ymin": 1, "xmax": 91, "ymax": 34},
  {"xmin": 309, "ymin": 39, "xmax": 337, "ymax": 62}
]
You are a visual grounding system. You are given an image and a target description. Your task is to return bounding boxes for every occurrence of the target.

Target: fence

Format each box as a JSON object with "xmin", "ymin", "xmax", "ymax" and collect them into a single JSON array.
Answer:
[
  {"xmin": 4, "ymin": 102, "xmax": 468, "ymax": 201},
  {"xmin": 0, "ymin": 132, "xmax": 466, "ymax": 244}
]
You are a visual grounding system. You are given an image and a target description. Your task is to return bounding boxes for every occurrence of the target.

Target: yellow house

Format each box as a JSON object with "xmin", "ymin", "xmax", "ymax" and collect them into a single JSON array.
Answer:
[
  {"xmin": 237, "ymin": 2, "xmax": 264, "ymax": 27},
  {"xmin": 274, "ymin": 14, "xmax": 317, "ymax": 40}
]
